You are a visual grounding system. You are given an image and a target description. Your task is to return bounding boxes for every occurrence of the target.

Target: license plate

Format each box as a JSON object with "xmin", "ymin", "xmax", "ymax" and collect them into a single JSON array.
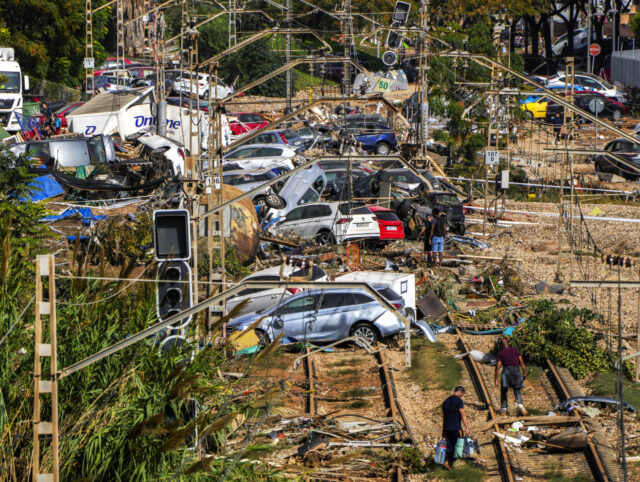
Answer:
[
  {"xmin": 386, "ymin": 226, "xmax": 397, "ymax": 231},
  {"xmin": 356, "ymin": 223, "xmax": 369, "ymax": 227}
]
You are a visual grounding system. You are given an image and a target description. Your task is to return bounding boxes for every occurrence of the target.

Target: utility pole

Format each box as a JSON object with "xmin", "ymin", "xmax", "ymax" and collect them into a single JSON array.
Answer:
[
  {"xmin": 116, "ymin": 0, "xmax": 125, "ymax": 86},
  {"xmin": 228, "ymin": 0, "xmax": 237, "ymax": 48},
  {"xmin": 85, "ymin": 0, "xmax": 95, "ymax": 96},
  {"xmin": 286, "ymin": 0, "xmax": 292, "ymax": 112},
  {"xmin": 343, "ymin": 0, "xmax": 352, "ymax": 96},
  {"xmin": 419, "ymin": 0, "xmax": 429, "ymax": 156}
]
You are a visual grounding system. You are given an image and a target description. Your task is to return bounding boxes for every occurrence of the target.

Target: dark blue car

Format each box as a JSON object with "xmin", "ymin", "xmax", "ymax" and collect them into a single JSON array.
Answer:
[{"xmin": 342, "ymin": 121, "xmax": 398, "ymax": 155}]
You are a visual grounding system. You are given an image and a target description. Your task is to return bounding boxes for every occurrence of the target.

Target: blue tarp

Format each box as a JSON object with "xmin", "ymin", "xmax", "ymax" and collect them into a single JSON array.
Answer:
[
  {"xmin": 21, "ymin": 175, "xmax": 65, "ymax": 202},
  {"xmin": 42, "ymin": 207, "xmax": 107, "ymax": 226}
]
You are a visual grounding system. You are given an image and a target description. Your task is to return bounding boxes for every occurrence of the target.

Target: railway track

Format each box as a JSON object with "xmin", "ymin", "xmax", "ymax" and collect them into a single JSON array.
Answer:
[
  {"xmin": 455, "ymin": 327, "xmax": 617, "ymax": 482},
  {"xmin": 298, "ymin": 342, "xmax": 417, "ymax": 480}
]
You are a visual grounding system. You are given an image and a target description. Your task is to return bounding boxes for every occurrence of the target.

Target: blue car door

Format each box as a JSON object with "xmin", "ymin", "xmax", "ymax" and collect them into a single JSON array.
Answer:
[{"xmin": 355, "ymin": 122, "xmax": 378, "ymax": 151}]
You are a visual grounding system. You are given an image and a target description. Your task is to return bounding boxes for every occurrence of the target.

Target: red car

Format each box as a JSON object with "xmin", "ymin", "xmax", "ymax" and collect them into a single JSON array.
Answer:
[
  {"xmin": 229, "ymin": 112, "xmax": 268, "ymax": 136},
  {"xmin": 369, "ymin": 206, "xmax": 405, "ymax": 242},
  {"xmin": 53, "ymin": 102, "xmax": 85, "ymax": 129}
]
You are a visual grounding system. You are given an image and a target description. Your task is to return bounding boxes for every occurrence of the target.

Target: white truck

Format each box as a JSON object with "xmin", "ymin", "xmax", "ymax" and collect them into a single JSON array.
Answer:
[{"xmin": 0, "ymin": 47, "xmax": 29, "ymax": 132}]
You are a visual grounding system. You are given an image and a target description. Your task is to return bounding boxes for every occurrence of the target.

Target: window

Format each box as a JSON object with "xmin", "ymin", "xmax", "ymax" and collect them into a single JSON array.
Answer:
[
  {"xmin": 255, "ymin": 134, "xmax": 276, "ymax": 144},
  {"xmin": 282, "ymin": 129, "xmax": 298, "ymax": 140},
  {"xmin": 226, "ymin": 147, "xmax": 255, "ymax": 159},
  {"xmin": 303, "ymin": 204, "xmax": 331, "ymax": 219},
  {"xmin": 298, "ymin": 127, "xmax": 313, "ymax": 138},
  {"xmin": 0, "ymin": 72, "xmax": 20, "ymax": 93},
  {"xmin": 255, "ymin": 147, "xmax": 282, "ymax": 157},
  {"xmin": 280, "ymin": 295, "xmax": 317, "ymax": 315},
  {"xmin": 88, "ymin": 137, "xmax": 107, "ymax": 165},
  {"xmin": 313, "ymin": 176, "xmax": 325, "ymax": 192},
  {"xmin": 291, "ymin": 265, "xmax": 327, "ymax": 280},
  {"xmin": 434, "ymin": 194, "xmax": 460, "ymax": 206},
  {"xmin": 285, "ymin": 207, "xmax": 304, "ymax": 221},
  {"xmin": 239, "ymin": 114, "xmax": 263, "ymax": 123},
  {"xmin": 298, "ymin": 188, "xmax": 319, "ymax": 205},
  {"xmin": 377, "ymin": 286, "xmax": 401, "ymax": 302},
  {"xmin": 236, "ymin": 275, "xmax": 280, "ymax": 297},
  {"xmin": 319, "ymin": 292, "xmax": 351, "ymax": 309},
  {"xmin": 353, "ymin": 293, "xmax": 374, "ymax": 304},
  {"xmin": 27, "ymin": 143, "xmax": 50, "ymax": 160},
  {"xmin": 338, "ymin": 202, "xmax": 367, "ymax": 215},
  {"xmin": 374, "ymin": 211, "xmax": 399, "ymax": 221}
]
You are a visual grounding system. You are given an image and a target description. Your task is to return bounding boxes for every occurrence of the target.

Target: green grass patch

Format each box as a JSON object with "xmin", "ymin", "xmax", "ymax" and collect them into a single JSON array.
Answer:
[
  {"xmin": 342, "ymin": 400, "xmax": 369, "ymax": 409},
  {"xmin": 408, "ymin": 340, "xmax": 462, "ymax": 391},
  {"xmin": 330, "ymin": 368, "xmax": 359, "ymax": 376},
  {"xmin": 293, "ymin": 70, "xmax": 337, "ymax": 91},
  {"xmin": 589, "ymin": 372, "xmax": 640, "ymax": 410},
  {"xmin": 427, "ymin": 459, "xmax": 485, "ymax": 481},
  {"xmin": 341, "ymin": 387, "xmax": 373, "ymax": 398},
  {"xmin": 544, "ymin": 460, "xmax": 591, "ymax": 481},
  {"xmin": 526, "ymin": 365, "xmax": 542, "ymax": 382}
]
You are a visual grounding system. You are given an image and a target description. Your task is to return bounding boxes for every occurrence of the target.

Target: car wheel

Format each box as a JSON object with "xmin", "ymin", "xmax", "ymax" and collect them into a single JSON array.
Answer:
[
  {"xmin": 315, "ymin": 229, "xmax": 334, "ymax": 245},
  {"xmin": 273, "ymin": 181, "xmax": 285, "ymax": 193},
  {"xmin": 405, "ymin": 308, "xmax": 417, "ymax": 325},
  {"xmin": 612, "ymin": 109, "xmax": 622, "ymax": 122},
  {"xmin": 202, "ymin": 90, "xmax": 210, "ymax": 100},
  {"xmin": 254, "ymin": 195, "xmax": 267, "ymax": 208},
  {"xmin": 255, "ymin": 330, "xmax": 270, "ymax": 346},
  {"xmin": 265, "ymin": 193, "xmax": 285, "ymax": 209},
  {"xmin": 524, "ymin": 110, "xmax": 534, "ymax": 121},
  {"xmin": 375, "ymin": 142, "xmax": 391, "ymax": 155},
  {"xmin": 350, "ymin": 322, "xmax": 379, "ymax": 346}
]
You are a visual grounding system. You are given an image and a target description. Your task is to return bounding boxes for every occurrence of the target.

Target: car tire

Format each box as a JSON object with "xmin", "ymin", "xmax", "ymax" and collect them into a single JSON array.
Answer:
[
  {"xmin": 265, "ymin": 193, "xmax": 285, "ymax": 209},
  {"xmin": 405, "ymin": 308, "xmax": 416, "ymax": 325},
  {"xmin": 315, "ymin": 229, "xmax": 335, "ymax": 245},
  {"xmin": 255, "ymin": 329, "xmax": 270, "ymax": 346},
  {"xmin": 202, "ymin": 90, "xmax": 209, "ymax": 100},
  {"xmin": 525, "ymin": 110, "xmax": 534, "ymax": 121},
  {"xmin": 612, "ymin": 109, "xmax": 622, "ymax": 122},
  {"xmin": 375, "ymin": 142, "xmax": 391, "ymax": 155},
  {"xmin": 350, "ymin": 322, "xmax": 379, "ymax": 346}
]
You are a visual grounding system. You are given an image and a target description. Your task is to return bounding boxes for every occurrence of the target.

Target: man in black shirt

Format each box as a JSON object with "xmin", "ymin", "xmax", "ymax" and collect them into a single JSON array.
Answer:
[
  {"xmin": 417, "ymin": 212, "xmax": 434, "ymax": 265},
  {"xmin": 442, "ymin": 386, "xmax": 471, "ymax": 469},
  {"xmin": 430, "ymin": 209, "xmax": 447, "ymax": 267}
]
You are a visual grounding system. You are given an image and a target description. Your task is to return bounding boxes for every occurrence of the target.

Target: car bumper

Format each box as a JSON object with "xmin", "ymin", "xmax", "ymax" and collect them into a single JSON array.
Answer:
[{"xmin": 374, "ymin": 311, "xmax": 405, "ymax": 338}]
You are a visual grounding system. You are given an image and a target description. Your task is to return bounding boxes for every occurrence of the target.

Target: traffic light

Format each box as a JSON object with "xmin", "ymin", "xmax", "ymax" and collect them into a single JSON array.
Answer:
[
  {"xmin": 386, "ymin": 24, "xmax": 403, "ymax": 49},
  {"xmin": 153, "ymin": 209, "xmax": 191, "ymax": 261},
  {"xmin": 392, "ymin": 1, "xmax": 411, "ymax": 25},
  {"xmin": 156, "ymin": 260, "xmax": 192, "ymax": 331}
]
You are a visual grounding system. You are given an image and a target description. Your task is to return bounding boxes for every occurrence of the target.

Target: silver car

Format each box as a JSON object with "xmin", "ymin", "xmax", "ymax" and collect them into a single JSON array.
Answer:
[
  {"xmin": 222, "ymin": 168, "xmax": 281, "ymax": 206},
  {"xmin": 264, "ymin": 164, "xmax": 327, "ymax": 221},
  {"xmin": 226, "ymin": 285, "xmax": 405, "ymax": 345},
  {"xmin": 226, "ymin": 265, "xmax": 331, "ymax": 316}
]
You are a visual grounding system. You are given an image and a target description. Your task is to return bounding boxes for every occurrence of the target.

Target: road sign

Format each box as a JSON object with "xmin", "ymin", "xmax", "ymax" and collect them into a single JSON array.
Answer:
[
  {"xmin": 484, "ymin": 150, "xmax": 500, "ymax": 166},
  {"xmin": 589, "ymin": 43, "xmax": 601, "ymax": 56},
  {"xmin": 83, "ymin": 57, "xmax": 95, "ymax": 69},
  {"xmin": 588, "ymin": 97, "xmax": 605, "ymax": 115}
]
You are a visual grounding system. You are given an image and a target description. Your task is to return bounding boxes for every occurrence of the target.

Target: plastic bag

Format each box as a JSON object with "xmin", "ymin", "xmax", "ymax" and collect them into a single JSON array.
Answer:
[
  {"xmin": 434, "ymin": 439, "xmax": 447, "ymax": 464},
  {"xmin": 454, "ymin": 437, "xmax": 464, "ymax": 459},
  {"xmin": 463, "ymin": 436, "xmax": 479, "ymax": 457}
]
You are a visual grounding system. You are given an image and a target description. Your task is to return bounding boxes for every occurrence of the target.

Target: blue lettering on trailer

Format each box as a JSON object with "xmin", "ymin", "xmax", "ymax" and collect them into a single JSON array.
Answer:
[{"xmin": 85, "ymin": 125, "xmax": 96, "ymax": 135}]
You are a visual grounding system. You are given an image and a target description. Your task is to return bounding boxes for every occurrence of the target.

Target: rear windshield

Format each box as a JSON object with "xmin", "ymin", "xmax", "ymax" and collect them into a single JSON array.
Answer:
[
  {"xmin": 338, "ymin": 202, "xmax": 368, "ymax": 215},
  {"xmin": 435, "ymin": 194, "xmax": 460, "ymax": 206},
  {"xmin": 291, "ymin": 265, "xmax": 326, "ymax": 280},
  {"xmin": 224, "ymin": 172, "xmax": 275, "ymax": 184},
  {"xmin": 375, "ymin": 211, "xmax": 399, "ymax": 221},
  {"xmin": 282, "ymin": 129, "xmax": 298, "ymax": 140},
  {"xmin": 377, "ymin": 286, "xmax": 401, "ymax": 301}
]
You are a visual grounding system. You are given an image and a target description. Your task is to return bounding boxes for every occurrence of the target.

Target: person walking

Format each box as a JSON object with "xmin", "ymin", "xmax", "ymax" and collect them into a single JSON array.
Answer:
[
  {"xmin": 495, "ymin": 337, "xmax": 528, "ymax": 416},
  {"xmin": 552, "ymin": 111, "xmax": 563, "ymax": 144},
  {"xmin": 430, "ymin": 208, "xmax": 447, "ymax": 267},
  {"xmin": 442, "ymin": 386, "xmax": 471, "ymax": 469},
  {"xmin": 418, "ymin": 212, "xmax": 434, "ymax": 265}
]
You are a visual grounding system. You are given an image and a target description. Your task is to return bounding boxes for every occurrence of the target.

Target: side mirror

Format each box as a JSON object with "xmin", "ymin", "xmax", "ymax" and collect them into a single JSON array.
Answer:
[
  {"xmin": 273, "ymin": 317, "xmax": 284, "ymax": 330},
  {"xmin": 23, "ymin": 76, "xmax": 29, "ymax": 91}
]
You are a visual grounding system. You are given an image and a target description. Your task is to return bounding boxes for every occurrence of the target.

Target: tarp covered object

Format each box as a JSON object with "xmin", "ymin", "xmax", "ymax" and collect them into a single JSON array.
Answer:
[
  {"xmin": 21, "ymin": 175, "xmax": 65, "ymax": 202},
  {"xmin": 41, "ymin": 207, "xmax": 107, "ymax": 226}
]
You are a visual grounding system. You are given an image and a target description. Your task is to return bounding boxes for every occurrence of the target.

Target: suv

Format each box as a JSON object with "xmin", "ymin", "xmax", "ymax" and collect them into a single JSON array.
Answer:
[
  {"xmin": 339, "ymin": 121, "xmax": 397, "ymax": 155},
  {"xmin": 415, "ymin": 191, "xmax": 466, "ymax": 235},
  {"xmin": 173, "ymin": 71, "xmax": 232, "ymax": 99},
  {"xmin": 9, "ymin": 134, "xmax": 116, "ymax": 168},
  {"xmin": 227, "ymin": 285, "xmax": 405, "ymax": 345},
  {"xmin": 268, "ymin": 201, "xmax": 380, "ymax": 244}
]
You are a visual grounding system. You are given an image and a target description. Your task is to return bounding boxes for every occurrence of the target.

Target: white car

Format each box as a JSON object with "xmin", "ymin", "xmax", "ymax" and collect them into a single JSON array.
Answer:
[
  {"xmin": 226, "ymin": 265, "xmax": 331, "ymax": 316},
  {"xmin": 135, "ymin": 132, "xmax": 186, "ymax": 176},
  {"xmin": 551, "ymin": 28, "xmax": 590, "ymax": 56},
  {"xmin": 264, "ymin": 164, "xmax": 327, "ymax": 221},
  {"xmin": 173, "ymin": 71, "xmax": 233, "ymax": 100},
  {"xmin": 223, "ymin": 144, "xmax": 304, "ymax": 171},
  {"xmin": 546, "ymin": 73, "xmax": 625, "ymax": 103},
  {"xmin": 268, "ymin": 201, "xmax": 380, "ymax": 244}
]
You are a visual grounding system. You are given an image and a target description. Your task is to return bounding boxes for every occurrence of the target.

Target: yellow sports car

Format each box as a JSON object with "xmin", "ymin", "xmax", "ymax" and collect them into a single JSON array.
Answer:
[{"xmin": 520, "ymin": 95, "xmax": 550, "ymax": 119}]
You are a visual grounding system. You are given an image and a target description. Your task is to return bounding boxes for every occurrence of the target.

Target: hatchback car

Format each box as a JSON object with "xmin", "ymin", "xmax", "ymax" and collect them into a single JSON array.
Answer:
[
  {"xmin": 173, "ymin": 71, "xmax": 233, "ymax": 99},
  {"xmin": 52, "ymin": 102, "xmax": 85, "ymax": 129},
  {"xmin": 268, "ymin": 201, "xmax": 380, "ymax": 244},
  {"xmin": 237, "ymin": 129, "xmax": 306, "ymax": 151},
  {"xmin": 590, "ymin": 138, "xmax": 640, "ymax": 180},
  {"xmin": 223, "ymin": 144, "xmax": 303, "ymax": 171},
  {"xmin": 227, "ymin": 285, "xmax": 405, "ymax": 345},
  {"xmin": 547, "ymin": 73, "xmax": 625, "ymax": 102},
  {"xmin": 369, "ymin": 206, "xmax": 405, "ymax": 242},
  {"xmin": 225, "ymin": 265, "xmax": 331, "ymax": 316},
  {"xmin": 222, "ymin": 169, "xmax": 281, "ymax": 206},
  {"xmin": 229, "ymin": 112, "xmax": 268, "ymax": 135}
]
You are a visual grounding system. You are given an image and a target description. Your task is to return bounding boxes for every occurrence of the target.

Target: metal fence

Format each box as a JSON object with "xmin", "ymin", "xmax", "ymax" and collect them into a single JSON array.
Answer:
[{"xmin": 611, "ymin": 50, "xmax": 640, "ymax": 88}]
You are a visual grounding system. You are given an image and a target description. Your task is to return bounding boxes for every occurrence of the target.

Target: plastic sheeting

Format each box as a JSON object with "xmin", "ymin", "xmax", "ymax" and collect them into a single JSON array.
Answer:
[
  {"xmin": 41, "ymin": 207, "xmax": 107, "ymax": 226},
  {"xmin": 21, "ymin": 175, "xmax": 65, "ymax": 202}
]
